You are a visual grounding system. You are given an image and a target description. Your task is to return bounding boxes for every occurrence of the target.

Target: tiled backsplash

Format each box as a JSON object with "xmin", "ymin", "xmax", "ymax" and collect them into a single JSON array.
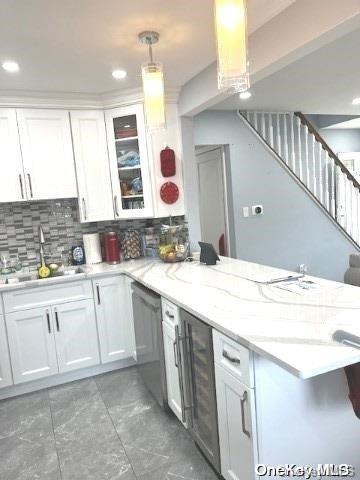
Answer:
[{"xmin": 0, "ymin": 199, "xmax": 185, "ymax": 268}]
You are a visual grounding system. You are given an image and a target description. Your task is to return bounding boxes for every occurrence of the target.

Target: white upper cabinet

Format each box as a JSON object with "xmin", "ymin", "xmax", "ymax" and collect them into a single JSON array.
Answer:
[
  {"xmin": 53, "ymin": 299, "xmax": 100, "ymax": 373},
  {"xmin": 0, "ymin": 108, "xmax": 25, "ymax": 203},
  {"xmin": 70, "ymin": 110, "xmax": 115, "ymax": 222},
  {"xmin": 105, "ymin": 104, "xmax": 154, "ymax": 219},
  {"xmin": 94, "ymin": 276, "xmax": 135, "ymax": 364},
  {"xmin": 16, "ymin": 109, "xmax": 77, "ymax": 200}
]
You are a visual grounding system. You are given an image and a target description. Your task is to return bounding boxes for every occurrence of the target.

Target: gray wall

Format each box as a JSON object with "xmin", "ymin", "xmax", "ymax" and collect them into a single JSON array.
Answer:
[
  {"xmin": 307, "ymin": 114, "xmax": 360, "ymax": 153},
  {"xmin": 191, "ymin": 110, "xmax": 357, "ymax": 281}
]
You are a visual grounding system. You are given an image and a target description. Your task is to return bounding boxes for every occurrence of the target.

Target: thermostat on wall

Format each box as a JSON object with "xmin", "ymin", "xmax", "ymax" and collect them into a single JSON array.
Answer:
[{"xmin": 252, "ymin": 205, "xmax": 263, "ymax": 215}]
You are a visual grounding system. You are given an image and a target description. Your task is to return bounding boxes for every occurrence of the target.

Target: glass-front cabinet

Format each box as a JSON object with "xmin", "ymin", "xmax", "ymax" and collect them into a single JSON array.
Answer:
[{"xmin": 105, "ymin": 104, "xmax": 154, "ymax": 219}]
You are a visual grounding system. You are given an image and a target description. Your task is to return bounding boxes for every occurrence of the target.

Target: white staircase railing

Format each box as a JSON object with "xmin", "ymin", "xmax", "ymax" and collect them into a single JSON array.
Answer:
[{"xmin": 240, "ymin": 111, "xmax": 360, "ymax": 247}]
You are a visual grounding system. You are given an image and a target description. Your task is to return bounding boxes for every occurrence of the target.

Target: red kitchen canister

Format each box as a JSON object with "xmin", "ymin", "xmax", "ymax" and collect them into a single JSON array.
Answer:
[{"xmin": 103, "ymin": 232, "xmax": 121, "ymax": 264}]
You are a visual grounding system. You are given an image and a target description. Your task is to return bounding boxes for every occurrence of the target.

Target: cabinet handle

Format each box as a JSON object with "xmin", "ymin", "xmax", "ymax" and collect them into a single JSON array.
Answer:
[
  {"xmin": 46, "ymin": 311, "xmax": 51, "ymax": 334},
  {"xmin": 173, "ymin": 339, "xmax": 179, "ymax": 368},
  {"xmin": 96, "ymin": 284, "xmax": 101, "ymax": 305},
  {"xmin": 55, "ymin": 309, "xmax": 60, "ymax": 332},
  {"xmin": 114, "ymin": 196, "xmax": 119, "ymax": 217},
  {"xmin": 222, "ymin": 349, "xmax": 240, "ymax": 365},
  {"xmin": 82, "ymin": 198, "xmax": 87, "ymax": 220},
  {"xmin": 175, "ymin": 325, "xmax": 192, "ymax": 423},
  {"xmin": 165, "ymin": 310, "xmax": 175, "ymax": 319},
  {"xmin": 240, "ymin": 390, "xmax": 251, "ymax": 438},
  {"xmin": 19, "ymin": 174, "xmax": 24, "ymax": 199},
  {"xmin": 27, "ymin": 173, "xmax": 33, "ymax": 198}
]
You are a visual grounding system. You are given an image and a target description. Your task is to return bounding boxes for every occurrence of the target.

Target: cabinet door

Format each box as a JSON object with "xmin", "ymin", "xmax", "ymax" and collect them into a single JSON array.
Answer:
[
  {"xmin": 17, "ymin": 109, "xmax": 77, "ymax": 200},
  {"xmin": 162, "ymin": 320, "xmax": 183, "ymax": 422},
  {"xmin": 70, "ymin": 110, "xmax": 115, "ymax": 222},
  {"xmin": 0, "ymin": 108, "xmax": 26, "ymax": 202},
  {"xmin": 215, "ymin": 365, "xmax": 258, "ymax": 480},
  {"xmin": 6, "ymin": 308, "xmax": 58, "ymax": 384},
  {"xmin": 0, "ymin": 314, "xmax": 13, "ymax": 388},
  {"xmin": 95, "ymin": 276, "xmax": 134, "ymax": 363},
  {"xmin": 105, "ymin": 104, "xmax": 154, "ymax": 219},
  {"xmin": 53, "ymin": 299, "xmax": 99, "ymax": 373}
]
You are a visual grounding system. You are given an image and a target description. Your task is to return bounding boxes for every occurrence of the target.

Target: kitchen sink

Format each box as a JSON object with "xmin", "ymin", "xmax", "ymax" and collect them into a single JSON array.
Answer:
[{"xmin": 1, "ymin": 267, "xmax": 85, "ymax": 285}]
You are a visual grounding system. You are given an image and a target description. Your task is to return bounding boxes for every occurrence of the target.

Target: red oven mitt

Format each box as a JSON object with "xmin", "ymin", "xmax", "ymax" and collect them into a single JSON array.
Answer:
[{"xmin": 345, "ymin": 363, "xmax": 360, "ymax": 419}]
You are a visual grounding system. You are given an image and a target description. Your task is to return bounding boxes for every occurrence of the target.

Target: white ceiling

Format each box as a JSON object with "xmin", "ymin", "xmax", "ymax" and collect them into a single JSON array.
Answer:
[
  {"xmin": 0, "ymin": 0, "xmax": 294, "ymax": 95},
  {"xmin": 213, "ymin": 27, "xmax": 360, "ymax": 115}
]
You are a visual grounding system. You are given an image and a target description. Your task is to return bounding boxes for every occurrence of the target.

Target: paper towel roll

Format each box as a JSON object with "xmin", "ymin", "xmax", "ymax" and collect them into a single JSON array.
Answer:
[{"xmin": 83, "ymin": 233, "xmax": 102, "ymax": 264}]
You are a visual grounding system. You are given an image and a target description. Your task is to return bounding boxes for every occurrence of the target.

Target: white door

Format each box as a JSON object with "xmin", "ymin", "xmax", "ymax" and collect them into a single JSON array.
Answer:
[
  {"xmin": 196, "ymin": 147, "xmax": 229, "ymax": 255},
  {"xmin": 215, "ymin": 365, "xmax": 258, "ymax": 480},
  {"xmin": 6, "ymin": 308, "xmax": 58, "ymax": 384},
  {"xmin": 17, "ymin": 108, "xmax": 77, "ymax": 200},
  {"xmin": 70, "ymin": 110, "xmax": 115, "ymax": 222},
  {"xmin": 0, "ymin": 108, "xmax": 25, "ymax": 202},
  {"xmin": 53, "ymin": 299, "xmax": 99, "ymax": 373},
  {"xmin": 162, "ymin": 320, "xmax": 183, "ymax": 423},
  {"xmin": 105, "ymin": 104, "xmax": 154, "ymax": 219},
  {"xmin": 0, "ymin": 314, "xmax": 13, "ymax": 388},
  {"xmin": 95, "ymin": 276, "xmax": 134, "ymax": 364}
]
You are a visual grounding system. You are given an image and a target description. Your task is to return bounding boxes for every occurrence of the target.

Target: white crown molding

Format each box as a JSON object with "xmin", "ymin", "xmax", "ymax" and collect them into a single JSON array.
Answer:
[{"xmin": 0, "ymin": 86, "xmax": 181, "ymax": 109}]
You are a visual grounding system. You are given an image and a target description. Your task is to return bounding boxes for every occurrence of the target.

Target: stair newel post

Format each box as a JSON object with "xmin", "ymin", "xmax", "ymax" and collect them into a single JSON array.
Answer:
[{"xmin": 330, "ymin": 156, "xmax": 336, "ymax": 218}]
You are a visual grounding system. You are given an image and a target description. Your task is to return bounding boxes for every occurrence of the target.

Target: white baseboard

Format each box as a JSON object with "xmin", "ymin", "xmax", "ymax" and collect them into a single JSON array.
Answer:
[{"xmin": 0, "ymin": 357, "xmax": 136, "ymax": 400}]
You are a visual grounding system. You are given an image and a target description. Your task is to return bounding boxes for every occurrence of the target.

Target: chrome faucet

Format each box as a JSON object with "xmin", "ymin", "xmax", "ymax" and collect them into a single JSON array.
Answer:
[{"xmin": 38, "ymin": 224, "xmax": 45, "ymax": 266}]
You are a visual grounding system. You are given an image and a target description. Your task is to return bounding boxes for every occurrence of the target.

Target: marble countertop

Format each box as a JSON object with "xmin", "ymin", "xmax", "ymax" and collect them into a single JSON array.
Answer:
[{"xmin": 1, "ymin": 257, "xmax": 360, "ymax": 379}]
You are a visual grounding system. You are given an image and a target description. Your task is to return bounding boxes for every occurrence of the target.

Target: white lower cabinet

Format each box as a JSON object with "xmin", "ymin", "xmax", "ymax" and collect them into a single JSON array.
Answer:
[
  {"xmin": 162, "ymin": 320, "xmax": 183, "ymax": 422},
  {"xmin": 6, "ymin": 307, "xmax": 58, "ymax": 384},
  {"xmin": 6, "ymin": 299, "xmax": 100, "ymax": 384},
  {"xmin": 0, "ymin": 314, "xmax": 13, "ymax": 388},
  {"xmin": 215, "ymin": 364, "xmax": 258, "ymax": 480},
  {"xmin": 53, "ymin": 299, "xmax": 99, "ymax": 373},
  {"xmin": 94, "ymin": 276, "xmax": 136, "ymax": 364}
]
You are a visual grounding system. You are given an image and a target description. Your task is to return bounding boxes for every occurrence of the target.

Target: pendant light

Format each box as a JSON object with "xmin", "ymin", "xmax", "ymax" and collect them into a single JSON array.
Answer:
[
  {"xmin": 214, "ymin": 0, "xmax": 250, "ymax": 92},
  {"xmin": 139, "ymin": 31, "xmax": 166, "ymax": 131}
]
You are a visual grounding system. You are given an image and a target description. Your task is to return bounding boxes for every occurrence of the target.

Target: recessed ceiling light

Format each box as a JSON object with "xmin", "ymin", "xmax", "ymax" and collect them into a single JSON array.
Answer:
[
  {"xmin": 239, "ymin": 91, "xmax": 252, "ymax": 100},
  {"xmin": 124, "ymin": 124, "xmax": 131, "ymax": 128},
  {"xmin": 352, "ymin": 97, "xmax": 360, "ymax": 105},
  {"xmin": 2, "ymin": 61, "xmax": 20, "ymax": 73},
  {"xmin": 112, "ymin": 69, "xmax": 127, "ymax": 80}
]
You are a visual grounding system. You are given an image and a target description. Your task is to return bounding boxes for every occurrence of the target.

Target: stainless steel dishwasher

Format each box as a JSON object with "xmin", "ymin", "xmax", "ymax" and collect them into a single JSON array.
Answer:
[{"xmin": 132, "ymin": 282, "xmax": 168, "ymax": 408}]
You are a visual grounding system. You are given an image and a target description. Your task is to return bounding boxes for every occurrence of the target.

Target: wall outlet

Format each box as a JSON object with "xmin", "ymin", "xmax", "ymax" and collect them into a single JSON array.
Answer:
[
  {"xmin": 252, "ymin": 205, "xmax": 263, "ymax": 215},
  {"xmin": 243, "ymin": 207, "xmax": 249, "ymax": 218}
]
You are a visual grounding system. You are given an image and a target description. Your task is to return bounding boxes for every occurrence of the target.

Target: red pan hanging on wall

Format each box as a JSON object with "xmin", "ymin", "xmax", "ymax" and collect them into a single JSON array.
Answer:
[{"xmin": 160, "ymin": 181, "xmax": 179, "ymax": 204}]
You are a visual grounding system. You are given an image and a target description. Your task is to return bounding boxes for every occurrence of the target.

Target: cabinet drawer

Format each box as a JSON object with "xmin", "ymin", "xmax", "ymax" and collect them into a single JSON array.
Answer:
[
  {"xmin": 161, "ymin": 298, "xmax": 180, "ymax": 327},
  {"xmin": 213, "ymin": 330, "xmax": 254, "ymax": 388},
  {"xmin": 3, "ymin": 280, "xmax": 93, "ymax": 313}
]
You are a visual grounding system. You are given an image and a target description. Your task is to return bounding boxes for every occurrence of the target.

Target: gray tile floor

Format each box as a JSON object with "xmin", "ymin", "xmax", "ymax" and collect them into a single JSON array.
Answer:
[{"xmin": 0, "ymin": 367, "xmax": 219, "ymax": 480}]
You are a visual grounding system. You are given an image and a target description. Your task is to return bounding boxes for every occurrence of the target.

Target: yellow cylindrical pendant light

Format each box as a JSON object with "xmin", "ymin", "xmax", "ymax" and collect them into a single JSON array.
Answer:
[
  {"xmin": 142, "ymin": 61, "xmax": 166, "ymax": 131},
  {"xmin": 139, "ymin": 31, "xmax": 166, "ymax": 131},
  {"xmin": 214, "ymin": 0, "xmax": 250, "ymax": 92}
]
